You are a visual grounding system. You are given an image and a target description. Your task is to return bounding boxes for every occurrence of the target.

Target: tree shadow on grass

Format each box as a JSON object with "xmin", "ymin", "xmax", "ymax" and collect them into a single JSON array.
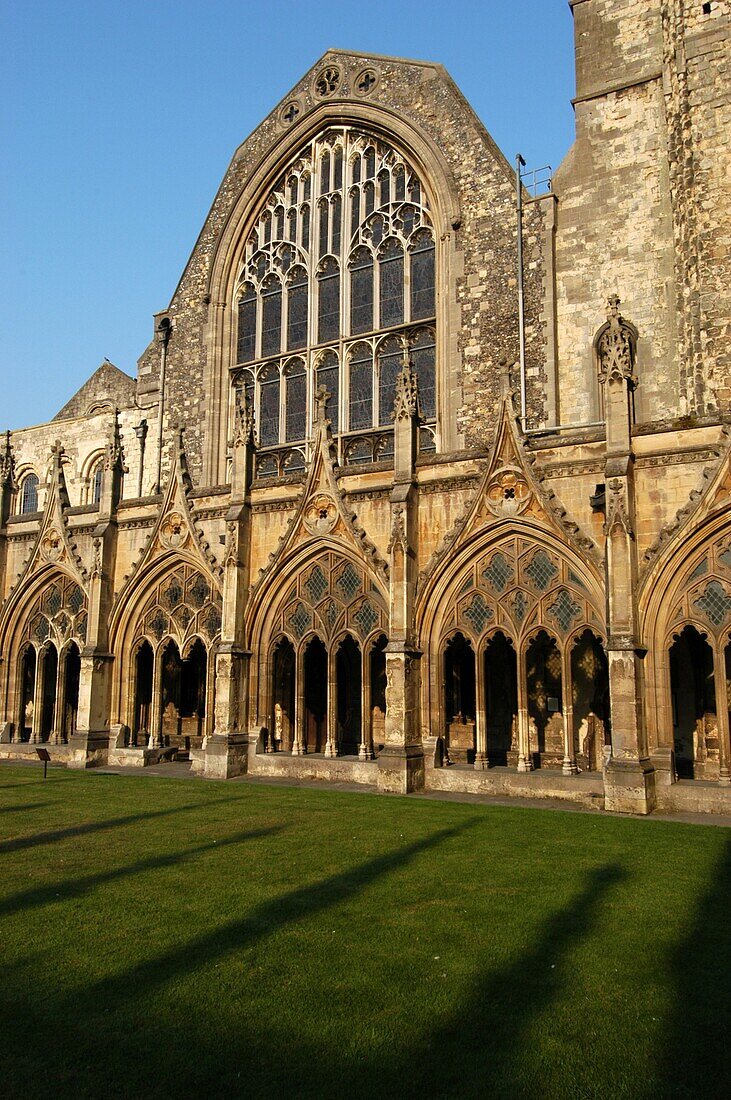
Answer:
[
  {"xmin": 648, "ymin": 834, "xmax": 731, "ymax": 1099},
  {"xmin": 0, "ymin": 825, "xmax": 286, "ymax": 918},
  {"xmin": 0, "ymin": 795, "xmax": 240, "ymax": 855},
  {"xmin": 0, "ymin": 803, "xmax": 52, "ymax": 815}
]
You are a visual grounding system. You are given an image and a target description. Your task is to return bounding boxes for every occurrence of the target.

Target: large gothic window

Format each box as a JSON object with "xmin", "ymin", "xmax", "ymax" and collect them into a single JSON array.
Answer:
[{"xmin": 232, "ymin": 127, "xmax": 437, "ymax": 473}]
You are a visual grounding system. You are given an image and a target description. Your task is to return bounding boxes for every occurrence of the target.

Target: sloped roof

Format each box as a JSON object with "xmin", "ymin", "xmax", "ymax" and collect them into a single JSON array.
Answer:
[{"xmin": 54, "ymin": 360, "xmax": 136, "ymax": 420}]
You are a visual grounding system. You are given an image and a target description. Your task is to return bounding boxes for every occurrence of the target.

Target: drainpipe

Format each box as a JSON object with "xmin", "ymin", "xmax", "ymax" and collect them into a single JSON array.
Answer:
[
  {"xmin": 134, "ymin": 419, "xmax": 148, "ymax": 498},
  {"xmin": 154, "ymin": 317, "xmax": 172, "ymax": 493},
  {"xmin": 516, "ymin": 153, "xmax": 527, "ymax": 429}
]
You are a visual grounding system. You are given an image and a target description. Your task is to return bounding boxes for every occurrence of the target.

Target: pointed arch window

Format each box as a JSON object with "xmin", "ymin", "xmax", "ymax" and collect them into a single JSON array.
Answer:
[
  {"xmin": 90, "ymin": 460, "xmax": 104, "ymax": 506},
  {"xmin": 231, "ymin": 126, "xmax": 438, "ymax": 466},
  {"xmin": 19, "ymin": 473, "xmax": 39, "ymax": 514}
]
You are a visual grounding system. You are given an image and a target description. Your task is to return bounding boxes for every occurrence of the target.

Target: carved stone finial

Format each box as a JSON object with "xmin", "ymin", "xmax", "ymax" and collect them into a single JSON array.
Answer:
[
  {"xmin": 51, "ymin": 440, "xmax": 65, "ymax": 463},
  {"xmin": 597, "ymin": 294, "xmax": 637, "ymax": 387},
  {"xmin": 315, "ymin": 384, "xmax": 331, "ymax": 423},
  {"xmin": 393, "ymin": 346, "xmax": 421, "ymax": 422},
  {"xmin": 104, "ymin": 412, "xmax": 124, "ymax": 471},
  {"xmin": 234, "ymin": 393, "xmax": 255, "ymax": 447},
  {"xmin": 0, "ymin": 430, "xmax": 16, "ymax": 488}
]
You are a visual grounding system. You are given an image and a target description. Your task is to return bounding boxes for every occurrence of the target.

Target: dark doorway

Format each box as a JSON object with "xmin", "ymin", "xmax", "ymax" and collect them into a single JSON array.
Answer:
[
  {"xmin": 40, "ymin": 644, "xmax": 58, "ymax": 742},
  {"xmin": 63, "ymin": 643, "xmax": 81, "ymax": 741},
  {"xmin": 526, "ymin": 630, "xmax": 563, "ymax": 764},
  {"xmin": 180, "ymin": 639, "xmax": 207, "ymax": 747},
  {"xmin": 571, "ymin": 630, "xmax": 610, "ymax": 771},
  {"xmin": 337, "ymin": 634, "xmax": 362, "ymax": 754},
  {"xmin": 272, "ymin": 638, "xmax": 296, "ymax": 751},
  {"xmin": 670, "ymin": 626, "xmax": 717, "ymax": 779},
  {"xmin": 485, "ymin": 632, "xmax": 518, "ymax": 766},
  {"xmin": 160, "ymin": 640, "xmax": 182, "ymax": 745},
  {"xmin": 134, "ymin": 641, "xmax": 154, "ymax": 745},
  {"xmin": 370, "ymin": 634, "xmax": 387, "ymax": 754},
  {"xmin": 304, "ymin": 637, "xmax": 327, "ymax": 752},
  {"xmin": 19, "ymin": 646, "xmax": 36, "ymax": 742},
  {"xmin": 444, "ymin": 632, "xmax": 476, "ymax": 763}
]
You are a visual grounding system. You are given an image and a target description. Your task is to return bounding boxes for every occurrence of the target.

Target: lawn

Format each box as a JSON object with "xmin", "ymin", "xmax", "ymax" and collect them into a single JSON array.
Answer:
[{"xmin": 0, "ymin": 766, "xmax": 728, "ymax": 1099}]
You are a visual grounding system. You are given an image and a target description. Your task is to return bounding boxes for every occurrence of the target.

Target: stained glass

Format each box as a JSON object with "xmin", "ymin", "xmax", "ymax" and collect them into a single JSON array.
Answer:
[
  {"xmin": 350, "ymin": 187, "xmax": 360, "ymax": 234},
  {"xmin": 695, "ymin": 580, "xmax": 731, "ymax": 627},
  {"xmin": 355, "ymin": 600, "xmax": 379, "ymax": 638},
  {"xmin": 287, "ymin": 268, "xmax": 308, "ymax": 350},
  {"xmin": 337, "ymin": 562, "xmax": 361, "ymax": 601},
  {"xmin": 317, "ymin": 351, "xmax": 339, "ymax": 433},
  {"xmin": 67, "ymin": 585, "xmax": 85, "ymax": 614},
  {"xmin": 365, "ymin": 147, "xmax": 375, "ymax": 180},
  {"xmin": 259, "ymin": 366, "xmax": 280, "ymax": 447},
  {"xmin": 301, "ymin": 204, "xmax": 310, "ymax": 251},
  {"xmin": 483, "ymin": 552, "xmax": 513, "ymax": 593},
  {"xmin": 462, "ymin": 593, "xmax": 493, "ymax": 634},
  {"xmin": 364, "ymin": 181, "xmax": 375, "ymax": 217},
  {"xmin": 319, "ymin": 200, "xmax": 329, "ymax": 258},
  {"xmin": 379, "ymin": 170, "xmax": 390, "ymax": 207},
  {"xmin": 411, "ymin": 231, "xmax": 435, "ymax": 320},
  {"xmin": 378, "ymin": 337, "xmax": 402, "ymax": 426},
  {"xmin": 350, "ymin": 248, "xmax": 373, "ymax": 334},
  {"xmin": 349, "ymin": 345, "xmax": 372, "ymax": 430},
  {"xmin": 525, "ymin": 549, "xmax": 558, "ymax": 591},
  {"xmin": 333, "ymin": 147, "xmax": 343, "ymax": 191},
  {"xmin": 412, "ymin": 328, "xmax": 436, "ymax": 420},
  {"xmin": 346, "ymin": 439, "xmax": 373, "ymax": 465},
  {"xmin": 305, "ymin": 565, "xmax": 328, "ymax": 604},
  {"xmin": 320, "ymin": 151, "xmax": 330, "ymax": 194},
  {"xmin": 261, "ymin": 277, "xmax": 282, "ymax": 357},
  {"xmin": 287, "ymin": 209, "xmax": 297, "ymax": 241},
  {"xmin": 317, "ymin": 258, "xmax": 340, "ymax": 343},
  {"xmin": 331, "ymin": 194, "xmax": 341, "ymax": 255},
  {"xmin": 394, "ymin": 167, "xmax": 405, "ymax": 202},
  {"xmin": 548, "ymin": 589, "xmax": 581, "ymax": 633},
  {"xmin": 236, "ymin": 285, "xmax": 256, "ymax": 362},
  {"xmin": 285, "ymin": 360, "xmax": 306, "ymax": 442},
  {"xmin": 275, "ymin": 207, "xmax": 284, "ymax": 240},
  {"xmin": 379, "ymin": 240, "xmax": 404, "ymax": 327}
]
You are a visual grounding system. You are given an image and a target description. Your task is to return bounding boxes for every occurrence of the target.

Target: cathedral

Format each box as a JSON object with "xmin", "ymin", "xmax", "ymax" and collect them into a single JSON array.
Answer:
[{"xmin": 1, "ymin": 0, "xmax": 729, "ymax": 815}]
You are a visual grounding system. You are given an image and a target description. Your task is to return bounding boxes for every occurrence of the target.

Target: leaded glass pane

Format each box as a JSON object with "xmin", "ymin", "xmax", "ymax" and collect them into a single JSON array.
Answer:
[
  {"xmin": 412, "ymin": 329, "xmax": 436, "ymax": 420},
  {"xmin": 259, "ymin": 367, "xmax": 280, "ymax": 446},
  {"xmin": 350, "ymin": 248, "xmax": 373, "ymax": 335},
  {"xmin": 320, "ymin": 151, "xmax": 330, "ymax": 194},
  {"xmin": 317, "ymin": 259, "xmax": 340, "ymax": 344},
  {"xmin": 548, "ymin": 589, "xmax": 581, "ymax": 633},
  {"xmin": 411, "ymin": 231, "xmax": 435, "ymax": 320},
  {"xmin": 319, "ymin": 201, "xmax": 329, "ymax": 258},
  {"xmin": 379, "ymin": 170, "xmax": 390, "ymax": 207},
  {"xmin": 287, "ymin": 209, "xmax": 297, "ymax": 241},
  {"xmin": 301, "ymin": 204, "xmax": 310, "ymax": 251},
  {"xmin": 317, "ymin": 351, "xmax": 339, "ymax": 433},
  {"xmin": 236, "ymin": 285, "xmax": 256, "ymax": 363},
  {"xmin": 333, "ymin": 147, "xmax": 343, "ymax": 190},
  {"xmin": 287, "ymin": 268, "xmax": 308, "ymax": 350},
  {"xmin": 379, "ymin": 240, "xmax": 404, "ymax": 327},
  {"xmin": 350, "ymin": 188, "xmax": 360, "ymax": 234},
  {"xmin": 525, "ymin": 549, "xmax": 558, "ymax": 591},
  {"xmin": 394, "ymin": 166, "xmax": 405, "ymax": 201},
  {"xmin": 331, "ymin": 194, "xmax": 341, "ymax": 254},
  {"xmin": 378, "ymin": 337, "xmax": 402, "ymax": 426},
  {"xmin": 695, "ymin": 580, "xmax": 731, "ymax": 627},
  {"xmin": 275, "ymin": 207, "xmax": 284, "ymax": 239},
  {"xmin": 352, "ymin": 156, "xmax": 361, "ymax": 184},
  {"xmin": 349, "ymin": 345, "xmax": 372, "ymax": 430},
  {"xmin": 365, "ymin": 147, "xmax": 375, "ymax": 179},
  {"xmin": 261, "ymin": 277, "xmax": 282, "ymax": 358},
  {"xmin": 285, "ymin": 360, "xmax": 306, "ymax": 442},
  {"xmin": 364, "ymin": 181, "xmax": 374, "ymax": 216},
  {"xmin": 21, "ymin": 474, "xmax": 38, "ymax": 514},
  {"xmin": 337, "ymin": 562, "xmax": 361, "ymax": 601}
]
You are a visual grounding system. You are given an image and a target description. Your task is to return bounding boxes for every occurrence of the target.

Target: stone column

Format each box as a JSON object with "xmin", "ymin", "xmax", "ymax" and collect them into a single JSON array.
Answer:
[
  {"xmin": 325, "ymin": 647, "xmax": 338, "ymax": 758},
  {"xmin": 51, "ymin": 653, "xmax": 67, "ymax": 745},
  {"xmin": 712, "ymin": 646, "xmax": 730, "ymax": 786},
  {"xmin": 379, "ymin": 347, "xmax": 424, "ymax": 793},
  {"xmin": 359, "ymin": 646, "xmax": 374, "ymax": 761},
  {"xmin": 292, "ymin": 652, "xmax": 306, "ymax": 755},
  {"xmin": 204, "ymin": 405, "xmax": 254, "ymax": 778},
  {"xmin": 70, "ymin": 427, "xmax": 123, "ymax": 769},
  {"xmin": 29, "ymin": 653, "xmax": 46, "ymax": 745},
  {"xmin": 561, "ymin": 644, "xmax": 578, "ymax": 775},
  {"xmin": 474, "ymin": 646, "xmax": 488, "ymax": 769},
  {"xmin": 516, "ymin": 652, "xmax": 533, "ymax": 773},
  {"xmin": 599, "ymin": 297, "xmax": 656, "ymax": 813}
]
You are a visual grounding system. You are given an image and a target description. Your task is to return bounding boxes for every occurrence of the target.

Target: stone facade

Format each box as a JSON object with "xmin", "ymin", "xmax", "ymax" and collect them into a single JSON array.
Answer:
[{"xmin": 1, "ymin": 2, "xmax": 730, "ymax": 815}]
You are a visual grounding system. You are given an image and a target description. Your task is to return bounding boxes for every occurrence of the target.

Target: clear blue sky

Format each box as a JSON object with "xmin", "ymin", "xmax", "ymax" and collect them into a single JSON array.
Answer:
[{"xmin": 1, "ymin": 0, "xmax": 576, "ymax": 432}]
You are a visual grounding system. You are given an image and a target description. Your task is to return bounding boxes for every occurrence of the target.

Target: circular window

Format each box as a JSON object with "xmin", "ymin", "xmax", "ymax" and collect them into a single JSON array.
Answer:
[
  {"xmin": 354, "ymin": 68, "xmax": 378, "ymax": 96},
  {"xmin": 314, "ymin": 66, "xmax": 341, "ymax": 98}
]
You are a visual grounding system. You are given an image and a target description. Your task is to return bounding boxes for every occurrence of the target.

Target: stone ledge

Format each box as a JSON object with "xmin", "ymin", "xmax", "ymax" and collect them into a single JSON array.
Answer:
[
  {"xmin": 248, "ymin": 752, "xmax": 377, "ymax": 787},
  {"xmin": 425, "ymin": 765, "xmax": 604, "ymax": 808}
]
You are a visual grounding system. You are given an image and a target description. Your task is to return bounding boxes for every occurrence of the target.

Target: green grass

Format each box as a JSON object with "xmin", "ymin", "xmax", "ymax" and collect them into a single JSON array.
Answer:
[{"xmin": 0, "ymin": 766, "xmax": 728, "ymax": 1099}]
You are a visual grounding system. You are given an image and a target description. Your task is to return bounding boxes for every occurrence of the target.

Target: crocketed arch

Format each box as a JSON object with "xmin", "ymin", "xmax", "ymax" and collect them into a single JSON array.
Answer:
[
  {"xmin": 108, "ymin": 553, "xmax": 222, "ymax": 725},
  {"xmin": 416, "ymin": 521, "xmax": 605, "ymax": 741},
  {"xmin": 246, "ymin": 539, "xmax": 388, "ymax": 731},
  {"xmin": 640, "ymin": 508, "xmax": 731, "ymax": 758},
  {"xmin": 202, "ymin": 99, "xmax": 463, "ymax": 483}
]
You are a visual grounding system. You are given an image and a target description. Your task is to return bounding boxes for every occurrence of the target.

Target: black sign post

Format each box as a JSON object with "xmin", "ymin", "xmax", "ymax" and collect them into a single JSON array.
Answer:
[{"xmin": 35, "ymin": 747, "xmax": 51, "ymax": 779}]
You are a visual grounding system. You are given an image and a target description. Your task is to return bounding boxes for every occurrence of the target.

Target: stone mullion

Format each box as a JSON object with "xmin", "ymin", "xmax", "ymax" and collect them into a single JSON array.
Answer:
[
  {"xmin": 29, "ymin": 649, "xmax": 46, "ymax": 745},
  {"xmin": 474, "ymin": 642, "xmax": 488, "ymax": 769},
  {"xmin": 148, "ymin": 646, "xmax": 164, "ymax": 749},
  {"xmin": 292, "ymin": 649, "xmax": 306, "ymax": 755},
  {"xmin": 359, "ymin": 643, "xmax": 374, "ymax": 761},
  {"xmin": 325, "ymin": 646, "xmax": 338, "ymax": 757},
  {"xmin": 561, "ymin": 643, "xmax": 578, "ymax": 776},
  {"xmin": 516, "ymin": 642, "xmax": 533, "ymax": 773},
  {"xmin": 51, "ymin": 650, "xmax": 68, "ymax": 745},
  {"xmin": 712, "ymin": 642, "xmax": 730, "ymax": 786}
]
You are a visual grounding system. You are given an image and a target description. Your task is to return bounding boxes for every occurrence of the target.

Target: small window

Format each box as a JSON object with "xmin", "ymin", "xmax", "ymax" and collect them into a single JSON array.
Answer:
[
  {"xmin": 20, "ymin": 474, "xmax": 39, "ymax": 514},
  {"xmin": 90, "ymin": 461, "xmax": 104, "ymax": 505}
]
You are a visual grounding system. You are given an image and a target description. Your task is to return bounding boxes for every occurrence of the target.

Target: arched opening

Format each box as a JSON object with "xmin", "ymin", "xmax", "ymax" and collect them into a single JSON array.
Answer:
[
  {"xmin": 369, "ymin": 634, "xmax": 387, "ymax": 754},
  {"xmin": 39, "ymin": 644, "xmax": 58, "ymax": 742},
  {"xmin": 571, "ymin": 630, "xmax": 611, "ymax": 772},
  {"xmin": 484, "ymin": 632, "xmax": 518, "ymax": 767},
  {"xmin": 526, "ymin": 631, "xmax": 563, "ymax": 765},
  {"xmin": 133, "ymin": 641, "xmax": 154, "ymax": 746},
  {"xmin": 160, "ymin": 640, "xmax": 182, "ymax": 746},
  {"xmin": 272, "ymin": 637, "xmax": 296, "ymax": 751},
  {"xmin": 303, "ymin": 637, "xmax": 327, "ymax": 753},
  {"xmin": 670, "ymin": 626, "xmax": 717, "ymax": 779},
  {"xmin": 336, "ymin": 635, "xmax": 361, "ymax": 755},
  {"xmin": 179, "ymin": 639, "xmax": 207, "ymax": 752},
  {"xmin": 19, "ymin": 645, "xmax": 36, "ymax": 742},
  {"xmin": 62, "ymin": 642, "xmax": 81, "ymax": 741},
  {"xmin": 444, "ymin": 632, "xmax": 476, "ymax": 764}
]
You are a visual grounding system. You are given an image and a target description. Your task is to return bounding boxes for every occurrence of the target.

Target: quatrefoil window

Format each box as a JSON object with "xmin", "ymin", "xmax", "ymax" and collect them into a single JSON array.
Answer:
[{"xmin": 315, "ymin": 66, "xmax": 341, "ymax": 97}]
